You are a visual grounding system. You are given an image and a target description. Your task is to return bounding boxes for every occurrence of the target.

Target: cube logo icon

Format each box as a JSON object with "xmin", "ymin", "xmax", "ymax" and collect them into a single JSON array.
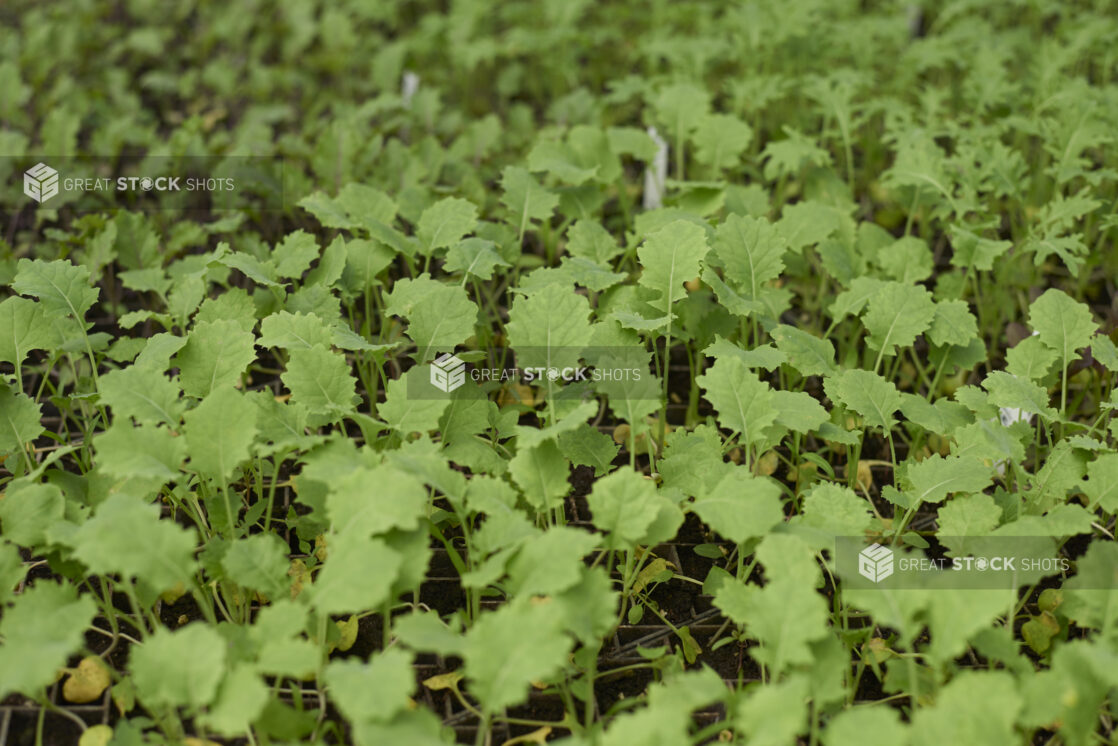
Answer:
[
  {"xmin": 430, "ymin": 353, "xmax": 466, "ymax": 393},
  {"xmin": 24, "ymin": 163, "xmax": 59, "ymax": 204},
  {"xmin": 858, "ymin": 543, "xmax": 894, "ymax": 583}
]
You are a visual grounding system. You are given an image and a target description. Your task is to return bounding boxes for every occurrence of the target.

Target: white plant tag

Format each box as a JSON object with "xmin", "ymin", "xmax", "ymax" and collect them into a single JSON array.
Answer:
[
  {"xmin": 642, "ymin": 126, "xmax": 668, "ymax": 210},
  {"xmin": 401, "ymin": 71, "xmax": 420, "ymax": 108}
]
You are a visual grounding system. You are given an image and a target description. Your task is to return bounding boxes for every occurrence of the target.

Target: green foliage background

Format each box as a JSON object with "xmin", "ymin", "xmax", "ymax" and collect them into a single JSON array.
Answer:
[{"xmin": 1, "ymin": 0, "xmax": 1118, "ymax": 744}]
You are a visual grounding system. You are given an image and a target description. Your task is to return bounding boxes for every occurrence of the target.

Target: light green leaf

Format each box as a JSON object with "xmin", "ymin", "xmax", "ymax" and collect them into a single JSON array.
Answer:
[
  {"xmin": 696, "ymin": 356, "xmax": 777, "ymax": 446},
  {"xmin": 0, "ymin": 583, "xmax": 97, "ymax": 699},
  {"xmin": 221, "ymin": 533, "xmax": 291, "ymax": 600},
  {"xmin": 771, "ymin": 324, "xmax": 837, "ymax": 377},
  {"xmin": 0, "ymin": 297, "xmax": 60, "ymax": 367},
  {"xmin": 273, "ymin": 230, "xmax": 320, "ymax": 279},
  {"xmin": 691, "ymin": 468, "xmax": 783, "ymax": 544},
  {"xmin": 0, "ymin": 481, "xmax": 64, "ymax": 548},
  {"xmin": 506, "ymin": 282, "xmax": 593, "ymax": 372},
  {"xmin": 463, "ymin": 597, "xmax": 572, "ymax": 713},
  {"xmin": 506, "ymin": 526, "xmax": 599, "ymax": 596},
  {"xmin": 417, "ymin": 197, "xmax": 478, "ymax": 254},
  {"xmin": 258, "ymin": 311, "xmax": 333, "ymax": 350},
  {"xmin": 384, "ymin": 275, "xmax": 478, "ymax": 363},
  {"xmin": 638, "ymin": 220, "xmax": 710, "ymax": 318},
  {"xmin": 325, "ymin": 648, "xmax": 415, "ymax": 724},
  {"xmin": 175, "ymin": 319, "xmax": 257, "ymax": 398},
  {"xmin": 184, "ymin": 386, "xmax": 258, "ymax": 482},
  {"xmin": 824, "ymin": 369, "xmax": 902, "ymax": 432},
  {"xmin": 95, "ymin": 422, "xmax": 185, "ymax": 481},
  {"xmin": 982, "ymin": 371, "xmax": 1058, "ymax": 421},
  {"xmin": 130, "ymin": 623, "xmax": 226, "ymax": 709},
  {"xmin": 1029, "ymin": 288, "xmax": 1096, "ymax": 372},
  {"xmin": 99, "ymin": 365, "xmax": 183, "ymax": 426},
  {"xmin": 861, "ymin": 282, "xmax": 936, "ymax": 356},
  {"xmin": 11, "ymin": 258, "xmax": 99, "ymax": 321},
  {"xmin": 326, "ymin": 465, "xmax": 427, "ymax": 536},
  {"xmin": 586, "ymin": 468, "xmax": 664, "ymax": 550},
  {"xmin": 281, "ymin": 344, "xmax": 359, "ymax": 418},
  {"xmin": 443, "ymin": 238, "xmax": 509, "ymax": 281},
  {"xmin": 380, "ymin": 374, "xmax": 450, "ymax": 436},
  {"xmin": 927, "ymin": 299, "xmax": 978, "ymax": 348},
  {"xmin": 500, "ymin": 166, "xmax": 558, "ymax": 236},
  {"xmin": 71, "ymin": 492, "xmax": 197, "ymax": 592},
  {"xmin": 904, "ymin": 454, "xmax": 992, "ymax": 505},
  {"xmin": 310, "ymin": 529, "xmax": 402, "ymax": 615},
  {"xmin": 910, "ymin": 671, "xmax": 1020, "ymax": 746},
  {"xmin": 0, "ymin": 385, "xmax": 44, "ymax": 456}
]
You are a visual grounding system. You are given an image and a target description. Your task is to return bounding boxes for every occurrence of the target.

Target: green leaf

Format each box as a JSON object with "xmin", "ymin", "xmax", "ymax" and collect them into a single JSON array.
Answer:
[
  {"xmin": 221, "ymin": 533, "xmax": 291, "ymax": 600},
  {"xmin": 0, "ymin": 297, "xmax": 60, "ymax": 367},
  {"xmin": 771, "ymin": 390, "xmax": 829, "ymax": 433},
  {"xmin": 937, "ymin": 492, "xmax": 1001, "ymax": 538},
  {"xmin": 716, "ymin": 574, "xmax": 827, "ymax": 676},
  {"xmin": 380, "ymin": 374, "xmax": 450, "ymax": 436},
  {"xmin": 1005, "ymin": 335, "xmax": 1058, "ymax": 381},
  {"xmin": 697, "ymin": 356, "xmax": 777, "ymax": 446},
  {"xmin": 463, "ymin": 597, "xmax": 572, "ymax": 713},
  {"xmin": 442, "ymin": 238, "xmax": 509, "ymax": 281},
  {"xmin": 1084, "ymin": 453, "xmax": 1118, "ymax": 513},
  {"xmin": 71, "ymin": 492, "xmax": 197, "ymax": 592},
  {"xmin": 690, "ymin": 468, "xmax": 783, "ymax": 544},
  {"xmin": 175, "ymin": 319, "xmax": 257, "ymax": 398},
  {"xmin": 506, "ymin": 282, "xmax": 593, "ymax": 372},
  {"xmin": 0, "ymin": 482, "xmax": 64, "ymax": 548},
  {"xmin": 982, "ymin": 371, "xmax": 1058, "ymax": 421},
  {"xmin": 586, "ymin": 469, "xmax": 665, "ymax": 549},
  {"xmin": 824, "ymin": 369, "xmax": 902, "ymax": 432},
  {"xmin": 735, "ymin": 676, "xmax": 809, "ymax": 746},
  {"xmin": 417, "ymin": 197, "xmax": 478, "ymax": 254},
  {"xmin": 500, "ymin": 166, "xmax": 558, "ymax": 237},
  {"xmin": 771, "ymin": 324, "xmax": 837, "ymax": 377},
  {"xmin": 326, "ymin": 465, "xmax": 427, "ymax": 536},
  {"xmin": 184, "ymin": 386, "xmax": 258, "ymax": 483},
  {"xmin": 0, "ymin": 583, "xmax": 97, "ymax": 699},
  {"xmin": 713, "ymin": 214, "xmax": 786, "ymax": 300},
  {"xmin": 258, "ymin": 311, "xmax": 333, "ymax": 350},
  {"xmin": 566, "ymin": 220, "xmax": 621, "ymax": 265},
  {"xmin": 199, "ymin": 665, "xmax": 270, "ymax": 736},
  {"xmin": 861, "ymin": 282, "xmax": 936, "ymax": 357},
  {"xmin": 927, "ymin": 299, "xmax": 978, "ymax": 348},
  {"xmin": 95, "ymin": 422, "xmax": 185, "ymax": 482},
  {"xmin": 99, "ymin": 365, "xmax": 183, "ymax": 426},
  {"xmin": 823, "ymin": 707, "xmax": 907, "ymax": 746},
  {"xmin": 798, "ymin": 483, "xmax": 873, "ymax": 539},
  {"xmin": 692, "ymin": 113, "xmax": 753, "ymax": 170},
  {"xmin": 273, "ymin": 230, "xmax": 319, "ymax": 279},
  {"xmin": 281, "ymin": 344, "xmax": 359, "ymax": 418},
  {"xmin": 11, "ymin": 258, "xmax": 99, "ymax": 321},
  {"xmin": 325, "ymin": 649, "xmax": 415, "ymax": 724},
  {"xmin": 0, "ymin": 385, "xmax": 44, "ymax": 457},
  {"xmin": 638, "ymin": 220, "xmax": 711, "ymax": 318},
  {"xmin": 910, "ymin": 671, "xmax": 1020, "ymax": 746},
  {"xmin": 506, "ymin": 526, "xmax": 599, "ymax": 596},
  {"xmin": 130, "ymin": 623, "xmax": 226, "ymax": 709},
  {"xmin": 1029, "ymin": 288, "xmax": 1096, "ymax": 372},
  {"xmin": 508, "ymin": 439, "xmax": 570, "ymax": 513},
  {"xmin": 310, "ymin": 529, "xmax": 402, "ymax": 615},
  {"xmin": 384, "ymin": 275, "xmax": 478, "ymax": 363},
  {"xmin": 949, "ymin": 225, "xmax": 1011, "ymax": 272},
  {"xmin": 904, "ymin": 454, "xmax": 992, "ymax": 505},
  {"xmin": 557, "ymin": 424, "xmax": 619, "ymax": 477}
]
